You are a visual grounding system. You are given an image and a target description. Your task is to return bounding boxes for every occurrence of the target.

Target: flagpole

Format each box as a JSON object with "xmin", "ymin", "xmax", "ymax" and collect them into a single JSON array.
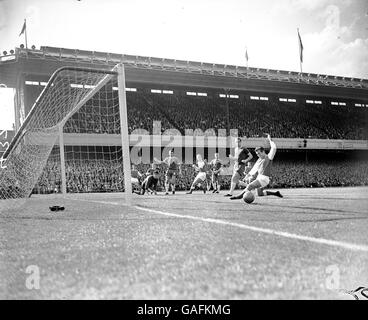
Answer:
[
  {"xmin": 297, "ymin": 28, "xmax": 303, "ymax": 76},
  {"xmin": 24, "ymin": 19, "xmax": 28, "ymax": 49},
  {"xmin": 300, "ymin": 60, "xmax": 303, "ymax": 74},
  {"xmin": 245, "ymin": 48, "xmax": 249, "ymax": 73}
]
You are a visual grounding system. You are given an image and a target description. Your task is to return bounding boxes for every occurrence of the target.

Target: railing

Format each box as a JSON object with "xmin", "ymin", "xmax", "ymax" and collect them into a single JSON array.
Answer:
[
  {"xmin": 54, "ymin": 133, "xmax": 368, "ymax": 150},
  {"xmin": 1, "ymin": 46, "xmax": 367, "ymax": 90}
]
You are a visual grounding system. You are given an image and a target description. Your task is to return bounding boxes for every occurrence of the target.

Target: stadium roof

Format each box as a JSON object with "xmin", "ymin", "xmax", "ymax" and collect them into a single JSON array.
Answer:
[{"xmin": 1, "ymin": 46, "xmax": 368, "ymax": 100}]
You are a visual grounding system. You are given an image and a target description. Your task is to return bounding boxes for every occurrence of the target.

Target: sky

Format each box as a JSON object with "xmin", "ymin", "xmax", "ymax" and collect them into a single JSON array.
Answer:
[{"xmin": 0, "ymin": 0, "xmax": 368, "ymax": 129}]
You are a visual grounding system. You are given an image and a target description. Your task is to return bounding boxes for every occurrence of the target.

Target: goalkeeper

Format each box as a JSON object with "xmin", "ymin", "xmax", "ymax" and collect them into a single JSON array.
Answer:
[{"xmin": 140, "ymin": 166, "xmax": 160, "ymax": 195}]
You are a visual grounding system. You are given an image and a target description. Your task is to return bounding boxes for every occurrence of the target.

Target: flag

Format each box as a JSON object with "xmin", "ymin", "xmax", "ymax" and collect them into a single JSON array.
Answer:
[
  {"xmin": 19, "ymin": 20, "xmax": 26, "ymax": 37},
  {"xmin": 297, "ymin": 28, "xmax": 303, "ymax": 63},
  {"xmin": 245, "ymin": 49, "xmax": 249, "ymax": 62}
]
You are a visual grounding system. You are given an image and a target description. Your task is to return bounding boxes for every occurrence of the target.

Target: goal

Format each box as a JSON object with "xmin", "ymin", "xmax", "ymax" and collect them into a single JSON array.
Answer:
[{"xmin": 0, "ymin": 64, "xmax": 132, "ymax": 208}]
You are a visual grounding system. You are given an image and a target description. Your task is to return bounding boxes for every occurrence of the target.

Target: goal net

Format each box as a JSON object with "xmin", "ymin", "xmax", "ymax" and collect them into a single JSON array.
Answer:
[{"xmin": 0, "ymin": 64, "xmax": 132, "ymax": 209}]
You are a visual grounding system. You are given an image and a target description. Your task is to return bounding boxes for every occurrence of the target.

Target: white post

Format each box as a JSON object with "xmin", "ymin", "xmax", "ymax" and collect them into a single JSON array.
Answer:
[
  {"xmin": 117, "ymin": 63, "xmax": 132, "ymax": 205},
  {"xmin": 59, "ymin": 125, "xmax": 67, "ymax": 195}
]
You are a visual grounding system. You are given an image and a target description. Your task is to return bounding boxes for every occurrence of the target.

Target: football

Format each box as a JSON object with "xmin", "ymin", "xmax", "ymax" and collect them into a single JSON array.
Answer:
[{"xmin": 243, "ymin": 191, "xmax": 255, "ymax": 204}]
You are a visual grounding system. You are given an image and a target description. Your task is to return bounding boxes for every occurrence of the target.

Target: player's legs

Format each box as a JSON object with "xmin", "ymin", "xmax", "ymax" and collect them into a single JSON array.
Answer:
[
  {"xmin": 170, "ymin": 174, "xmax": 177, "ymax": 194},
  {"xmin": 140, "ymin": 176, "xmax": 149, "ymax": 195},
  {"xmin": 216, "ymin": 175, "xmax": 221, "ymax": 192},
  {"xmin": 256, "ymin": 186, "xmax": 283, "ymax": 198},
  {"xmin": 187, "ymin": 177, "xmax": 199, "ymax": 193},
  {"xmin": 231, "ymin": 175, "xmax": 283, "ymax": 200},
  {"xmin": 199, "ymin": 174, "xmax": 208, "ymax": 193},
  {"xmin": 264, "ymin": 190, "xmax": 283, "ymax": 197},
  {"xmin": 212, "ymin": 174, "xmax": 220, "ymax": 193},
  {"xmin": 205, "ymin": 174, "xmax": 211, "ymax": 191},
  {"xmin": 257, "ymin": 187, "xmax": 265, "ymax": 196},
  {"xmin": 146, "ymin": 176, "xmax": 158, "ymax": 194},
  {"xmin": 165, "ymin": 173, "xmax": 171, "ymax": 194},
  {"xmin": 255, "ymin": 175, "xmax": 283, "ymax": 197},
  {"xmin": 187, "ymin": 173, "xmax": 206, "ymax": 194},
  {"xmin": 230, "ymin": 179, "xmax": 261, "ymax": 200},
  {"xmin": 225, "ymin": 172, "xmax": 240, "ymax": 196},
  {"xmin": 131, "ymin": 177, "xmax": 141, "ymax": 194},
  {"xmin": 238, "ymin": 179, "xmax": 248, "ymax": 188},
  {"xmin": 211, "ymin": 174, "xmax": 216, "ymax": 192},
  {"xmin": 230, "ymin": 172, "xmax": 240, "ymax": 194},
  {"xmin": 151, "ymin": 177, "xmax": 159, "ymax": 194},
  {"xmin": 216, "ymin": 177, "xmax": 221, "ymax": 192},
  {"xmin": 247, "ymin": 179, "xmax": 262, "ymax": 191}
]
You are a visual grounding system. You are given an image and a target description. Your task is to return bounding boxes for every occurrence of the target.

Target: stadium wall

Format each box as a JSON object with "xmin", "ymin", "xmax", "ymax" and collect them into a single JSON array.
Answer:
[{"xmin": 54, "ymin": 133, "xmax": 368, "ymax": 150}]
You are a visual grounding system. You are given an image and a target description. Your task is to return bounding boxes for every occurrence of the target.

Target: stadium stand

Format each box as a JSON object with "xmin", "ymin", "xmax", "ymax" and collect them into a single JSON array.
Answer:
[{"xmin": 56, "ymin": 88, "xmax": 368, "ymax": 139}]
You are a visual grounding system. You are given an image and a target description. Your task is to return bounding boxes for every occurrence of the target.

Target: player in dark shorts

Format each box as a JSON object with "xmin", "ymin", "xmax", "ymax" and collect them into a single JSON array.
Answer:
[
  {"xmin": 140, "ymin": 168, "xmax": 160, "ymax": 195},
  {"xmin": 238, "ymin": 162, "xmax": 253, "ymax": 188},
  {"xmin": 209, "ymin": 153, "xmax": 225, "ymax": 193},
  {"xmin": 154, "ymin": 149, "xmax": 182, "ymax": 195},
  {"xmin": 224, "ymin": 137, "xmax": 253, "ymax": 197}
]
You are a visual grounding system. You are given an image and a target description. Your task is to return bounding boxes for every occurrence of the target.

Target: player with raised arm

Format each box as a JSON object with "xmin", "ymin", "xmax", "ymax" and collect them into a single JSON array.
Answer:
[
  {"xmin": 187, "ymin": 154, "xmax": 208, "ymax": 194},
  {"xmin": 209, "ymin": 153, "xmax": 225, "ymax": 193},
  {"xmin": 154, "ymin": 149, "xmax": 181, "ymax": 195},
  {"xmin": 224, "ymin": 137, "xmax": 253, "ymax": 197},
  {"xmin": 230, "ymin": 134, "xmax": 283, "ymax": 200}
]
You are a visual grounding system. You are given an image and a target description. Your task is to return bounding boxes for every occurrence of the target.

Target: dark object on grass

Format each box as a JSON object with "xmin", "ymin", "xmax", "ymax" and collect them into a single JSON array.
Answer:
[{"xmin": 49, "ymin": 206, "xmax": 65, "ymax": 212}]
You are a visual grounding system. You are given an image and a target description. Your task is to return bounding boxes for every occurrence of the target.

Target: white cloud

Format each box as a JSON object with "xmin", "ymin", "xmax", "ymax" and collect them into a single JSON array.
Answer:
[
  {"xmin": 269, "ymin": 0, "xmax": 332, "ymax": 15},
  {"xmin": 281, "ymin": 0, "xmax": 353, "ymax": 12},
  {"xmin": 290, "ymin": 0, "xmax": 331, "ymax": 11},
  {"xmin": 303, "ymin": 5, "xmax": 368, "ymax": 78},
  {"xmin": 0, "ymin": 0, "xmax": 9, "ymax": 31}
]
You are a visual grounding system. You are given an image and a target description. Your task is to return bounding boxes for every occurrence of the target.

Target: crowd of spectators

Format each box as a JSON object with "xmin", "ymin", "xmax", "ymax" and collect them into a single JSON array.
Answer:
[
  {"xmin": 63, "ymin": 92, "xmax": 175, "ymax": 134},
  {"xmin": 269, "ymin": 160, "xmax": 368, "ymax": 188},
  {"xmin": 33, "ymin": 158, "xmax": 368, "ymax": 194},
  {"xmin": 62, "ymin": 90, "xmax": 368, "ymax": 140},
  {"xmin": 34, "ymin": 160, "xmax": 124, "ymax": 194}
]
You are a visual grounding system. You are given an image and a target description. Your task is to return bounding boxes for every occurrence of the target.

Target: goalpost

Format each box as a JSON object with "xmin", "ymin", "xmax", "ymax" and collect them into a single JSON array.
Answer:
[{"xmin": 0, "ymin": 63, "xmax": 132, "ymax": 208}]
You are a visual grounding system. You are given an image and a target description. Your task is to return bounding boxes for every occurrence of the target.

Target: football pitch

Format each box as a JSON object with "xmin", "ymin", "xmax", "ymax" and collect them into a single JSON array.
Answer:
[{"xmin": 1, "ymin": 187, "xmax": 367, "ymax": 300}]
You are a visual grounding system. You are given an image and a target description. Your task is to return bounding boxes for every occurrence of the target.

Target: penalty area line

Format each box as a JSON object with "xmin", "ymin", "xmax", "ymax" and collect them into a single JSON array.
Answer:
[{"xmin": 135, "ymin": 205, "xmax": 368, "ymax": 253}]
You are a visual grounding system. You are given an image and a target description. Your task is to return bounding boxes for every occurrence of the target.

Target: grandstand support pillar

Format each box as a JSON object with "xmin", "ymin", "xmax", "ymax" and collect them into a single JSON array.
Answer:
[
  {"xmin": 117, "ymin": 63, "xmax": 132, "ymax": 205},
  {"xmin": 225, "ymin": 89, "xmax": 230, "ymax": 136},
  {"xmin": 59, "ymin": 125, "xmax": 67, "ymax": 195}
]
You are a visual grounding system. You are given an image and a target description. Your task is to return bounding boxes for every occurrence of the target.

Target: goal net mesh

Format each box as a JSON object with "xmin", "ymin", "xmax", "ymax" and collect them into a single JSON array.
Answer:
[{"xmin": 0, "ymin": 67, "xmax": 124, "ymax": 206}]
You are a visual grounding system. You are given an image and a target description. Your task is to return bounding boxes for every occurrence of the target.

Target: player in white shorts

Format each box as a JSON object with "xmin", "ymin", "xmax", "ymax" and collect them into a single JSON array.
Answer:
[
  {"xmin": 187, "ymin": 154, "xmax": 208, "ymax": 194},
  {"xmin": 230, "ymin": 134, "xmax": 283, "ymax": 200}
]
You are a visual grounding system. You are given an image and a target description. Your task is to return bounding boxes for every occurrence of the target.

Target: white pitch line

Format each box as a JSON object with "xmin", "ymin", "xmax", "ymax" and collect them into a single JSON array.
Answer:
[
  {"xmin": 135, "ymin": 206, "xmax": 368, "ymax": 253},
  {"xmin": 69, "ymin": 198, "xmax": 368, "ymax": 253}
]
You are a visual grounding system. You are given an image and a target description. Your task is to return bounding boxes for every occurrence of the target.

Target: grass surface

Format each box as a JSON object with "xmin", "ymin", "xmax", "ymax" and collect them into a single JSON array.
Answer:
[{"xmin": 1, "ymin": 187, "xmax": 367, "ymax": 299}]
